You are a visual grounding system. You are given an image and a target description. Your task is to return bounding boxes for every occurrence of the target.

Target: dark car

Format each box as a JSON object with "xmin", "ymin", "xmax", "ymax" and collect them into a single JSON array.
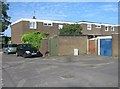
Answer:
[
  {"xmin": 3, "ymin": 44, "xmax": 18, "ymax": 54},
  {"xmin": 16, "ymin": 44, "xmax": 42, "ymax": 58}
]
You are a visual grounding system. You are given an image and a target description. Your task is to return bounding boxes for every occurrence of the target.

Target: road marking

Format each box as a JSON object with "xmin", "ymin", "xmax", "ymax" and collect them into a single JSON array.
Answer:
[{"xmin": 16, "ymin": 79, "xmax": 26, "ymax": 87}]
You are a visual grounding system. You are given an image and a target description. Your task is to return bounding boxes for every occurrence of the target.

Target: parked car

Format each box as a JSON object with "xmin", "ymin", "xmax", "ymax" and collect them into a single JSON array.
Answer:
[
  {"xmin": 16, "ymin": 44, "xmax": 43, "ymax": 58},
  {"xmin": 3, "ymin": 44, "xmax": 18, "ymax": 54}
]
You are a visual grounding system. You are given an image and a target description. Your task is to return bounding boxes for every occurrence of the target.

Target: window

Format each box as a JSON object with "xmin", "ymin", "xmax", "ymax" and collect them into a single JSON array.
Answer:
[
  {"xmin": 43, "ymin": 23, "xmax": 48, "ymax": 26},
  {"xmin": 87, "ymin": 24, "xmax": 92, "ymax": 30},
  {"xmin": 95, "ymin": 24, "xmax": 101, "ymax": 28},
  {"xmin": 29, "ymin": 21, "xmax": 37, "ymax": 29},
  {"xmin": 58, "ymin": 24, "xmax": 63, "ymax": 29},
  {"xmin": 111, "ymin": 26, "xmax": 115, "ymax": 31},
  {"xmin": 48, "ymin": 23, "xmax": 52, "ymax": 26},
  {"xmin": 43, "ymin": 22, "xmax": 53, "ymax": 26},
  {"xmin": 9, "ymin": 44, "xmax": 18, "ymax": 47},
  {"xmin": 105, "ymin": 26, "xmax": 109, "ymax": 31}
]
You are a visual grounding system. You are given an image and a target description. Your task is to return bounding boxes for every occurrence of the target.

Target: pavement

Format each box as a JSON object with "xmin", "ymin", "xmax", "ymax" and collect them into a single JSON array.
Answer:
[{"xmin": 1, "ymin": 53, "xmax": 118, "ymax": 87}]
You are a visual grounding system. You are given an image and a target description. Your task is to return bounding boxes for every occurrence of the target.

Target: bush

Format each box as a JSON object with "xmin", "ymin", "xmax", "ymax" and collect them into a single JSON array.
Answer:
[
  {"xmin": 21, "ymin": 31, "xmax": 47, "ymax": 49},
  {"xmin": 60, "ymin": 24, "xmax": 82, "ymax": 35}
]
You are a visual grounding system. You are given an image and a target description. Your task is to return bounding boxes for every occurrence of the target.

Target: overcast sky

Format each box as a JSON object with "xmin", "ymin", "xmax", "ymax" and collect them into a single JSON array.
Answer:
[{"xmin": 4, "ymin": 2, "xmax": 118, "ymax": 36}]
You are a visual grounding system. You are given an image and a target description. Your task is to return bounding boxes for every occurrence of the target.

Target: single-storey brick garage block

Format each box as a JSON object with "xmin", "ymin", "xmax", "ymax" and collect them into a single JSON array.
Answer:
[
  {"xmin": 40, "ymin": 35, "xmax": 88, "ymax": 56},
  {"xmin": 58, "ymin": 35, "xmax": 88, "ymax": 56}
]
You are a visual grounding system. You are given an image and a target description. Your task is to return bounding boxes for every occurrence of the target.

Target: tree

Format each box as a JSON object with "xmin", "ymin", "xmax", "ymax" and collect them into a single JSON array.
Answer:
[
  {"xmin": 0, "ymin": 1, "xmax": 11, "ymax": 32},
  {"xmin": 60, "ymin": 24, "xmax": 82, "ymax": 35},
  {"xmin": 21, "ymin": 31, "xmax": 47, "ymax": 49}
]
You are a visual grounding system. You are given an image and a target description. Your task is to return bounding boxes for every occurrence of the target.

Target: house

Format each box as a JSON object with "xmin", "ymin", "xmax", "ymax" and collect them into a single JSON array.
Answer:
[
  {"xmin": 11, "ymin": 18, "xmax": 75, "ymax": 44},
  {"xmin": 11, "ymin": 18, "xmax": 118, "ymax": 44},
  {"xmin": 11, "ymin": 18, "xmax": 119, "ymax": 57},
  {"xmin": 78, "ymin": 21, "xmax": 118, "ymax": 36}
]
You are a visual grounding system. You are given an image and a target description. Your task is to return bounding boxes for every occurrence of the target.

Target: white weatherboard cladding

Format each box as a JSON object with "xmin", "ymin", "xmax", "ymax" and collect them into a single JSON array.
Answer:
[
  {"xmin": 111, "ymin": 26, "xmax": 115, "ymax": 31},
  {"xmin": 87, "ymin": 24, "xmax": 92, "ymax": 30},
  {"xmin": 29, "ymin": 21, "xmax": 37, "ymax": 29},
  {"xmin": 58, "ymin": 24, "xmax": 63, "ymax": 29}
]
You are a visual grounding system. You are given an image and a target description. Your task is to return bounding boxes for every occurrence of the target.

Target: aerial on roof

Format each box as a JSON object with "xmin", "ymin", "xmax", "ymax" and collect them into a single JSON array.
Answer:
[{"xmin": 11, "ymin": 18, "xmax": 118, "ymax": 26}]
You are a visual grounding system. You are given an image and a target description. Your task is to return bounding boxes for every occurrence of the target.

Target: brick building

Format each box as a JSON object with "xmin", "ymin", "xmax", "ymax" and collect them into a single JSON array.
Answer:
[
  {"xmin": 11, "ymin": 18, "xmax": 119, "ymax": 57},
  {"xmin": 11, "ymin": 18, "xmax": 118, "ymax": 44}
]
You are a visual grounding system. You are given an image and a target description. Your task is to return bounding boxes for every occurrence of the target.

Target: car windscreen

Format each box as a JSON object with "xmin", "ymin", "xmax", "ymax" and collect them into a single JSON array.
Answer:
[
  {"xmin": 9, "ymin": 44, "xmax": 18, "ymax": 47},
  {"xmin": 23, "ymin": 44, "xmax": 36, "ymax": 49},
  {"xmin": 3, "ymin": 44, "xmax": 8, "ymax": 48}
]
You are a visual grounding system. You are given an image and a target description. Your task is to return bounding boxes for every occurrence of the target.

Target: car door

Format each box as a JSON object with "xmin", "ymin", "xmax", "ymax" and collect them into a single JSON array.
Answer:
[
  {"xmin": 20, "ymin": 45, "xmax": 24, "ymax": 56},
  {"xmin": 17, "ymin": 45, "xmax": 23, "ymax": 56},
  {"xmin": 16, "ymin": 45, "xmax": 20, "ymax": 55}
]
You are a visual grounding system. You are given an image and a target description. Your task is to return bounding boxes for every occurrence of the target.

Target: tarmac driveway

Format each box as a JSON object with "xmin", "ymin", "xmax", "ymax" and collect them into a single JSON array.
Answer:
[{"xmin": 1, "ymin": 54, "xmax": 118, "ymax": 87}]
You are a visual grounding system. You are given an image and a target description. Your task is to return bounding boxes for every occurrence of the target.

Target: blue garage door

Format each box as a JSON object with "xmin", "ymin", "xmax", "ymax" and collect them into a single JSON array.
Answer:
[{"xmin": 100, "ymin": 39, "xmax": 112, "ymax": 56}]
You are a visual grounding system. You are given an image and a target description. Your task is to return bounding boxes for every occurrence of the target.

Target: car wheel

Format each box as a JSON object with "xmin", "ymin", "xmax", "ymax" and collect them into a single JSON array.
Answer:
[{"xmin": 23, "ymin": 53, "xmax": 27, "ymax": 58}]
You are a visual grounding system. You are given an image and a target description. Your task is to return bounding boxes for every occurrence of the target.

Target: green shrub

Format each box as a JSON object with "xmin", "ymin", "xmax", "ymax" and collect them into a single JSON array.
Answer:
[
  {"xmin": 21, "ymin": 31, "xmax": 47, "ymax": 49},
  {"xmin": 60, "ymin": 24, "xmax": 82, "ymax": 35}
]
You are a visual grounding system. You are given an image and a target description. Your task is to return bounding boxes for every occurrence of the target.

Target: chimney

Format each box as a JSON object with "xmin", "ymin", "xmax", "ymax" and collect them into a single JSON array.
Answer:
[
  {"xmin": 32, "ymin": 16, "xmax": 36, "ymax": 19},
  {"xmin": 32, "ymin": 11, "xmax": 36, "ymax": 19}
]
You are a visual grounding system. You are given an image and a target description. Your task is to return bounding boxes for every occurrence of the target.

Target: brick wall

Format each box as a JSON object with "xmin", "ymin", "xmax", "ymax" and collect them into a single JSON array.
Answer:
[
  {"xmin": 112, "ymin": 33, "xmax": 120, "ymax": 57},
  {"xmin": 11, "ymin": 22, "xmax": 24, "ymax": 44},
  {"xmin": 40, "ymin": 38, "xmax": 48, "ymax": 57},
  {"xmin": 58, "ymin": 36, "xmax": 88, "ymax": 56},
  {"xmin": 80, "ymin": 24, "xmax": 102, "ymax": 35}
]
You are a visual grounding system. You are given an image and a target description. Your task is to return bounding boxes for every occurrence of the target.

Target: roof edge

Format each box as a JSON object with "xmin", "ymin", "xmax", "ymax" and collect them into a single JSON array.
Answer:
[
  {"xmin": 11, "ymin": 18, "xmax": 75, "ymax": 26},
  {"xmin": 11, "ymin": 18, "xmax": 119, "ymax": 26}
]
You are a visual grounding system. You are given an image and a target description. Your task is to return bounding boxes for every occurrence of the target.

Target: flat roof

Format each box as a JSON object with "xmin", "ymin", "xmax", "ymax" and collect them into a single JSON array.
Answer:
[
  {"xmin": 11, "ymin": 18, "xmax": 76, "ymax": 25},
  {"xmin": 11, "ymin": 18, "xmax": 119, "ymax": 26},
  {"xmin": 78, "ymin": 21, "xmax": 118, "ymax": 26}
]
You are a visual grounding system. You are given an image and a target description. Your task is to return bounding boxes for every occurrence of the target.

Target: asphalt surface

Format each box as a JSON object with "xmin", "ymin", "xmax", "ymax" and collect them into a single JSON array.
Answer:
[{"xmin": 1, "ymin": 53, "xmax": 118, "ymax": 87}]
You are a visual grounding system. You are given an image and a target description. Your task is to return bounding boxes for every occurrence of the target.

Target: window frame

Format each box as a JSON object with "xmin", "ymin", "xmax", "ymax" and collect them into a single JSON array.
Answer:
[
  {"xmin": 95, "ymin": 24, "xmax": 101, "ymax": 28},
  {"xmin": 29, "ymin": 21, "xmax": 37, "ymax": 29},
  {"xmin": 43, "ymin": 22, "xmax": 53, "ymax": 26},
  {"xmin": 58, "ymin": 24, "xmax": 64, "ymax": 29},
  {"xmin": 111, "ymin": 26, "xmax": 115, "ymax": 31},
  {"xmin": 87, "ymin": 24, "xmax": 92, "ymax": 30},
  {"xmin": 105, "ymin": 26, "xmax": 109, "ymax": 31},
  {"xmin": 43, "ymin": 23, "xmax": 48, "ymax": 26}
]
